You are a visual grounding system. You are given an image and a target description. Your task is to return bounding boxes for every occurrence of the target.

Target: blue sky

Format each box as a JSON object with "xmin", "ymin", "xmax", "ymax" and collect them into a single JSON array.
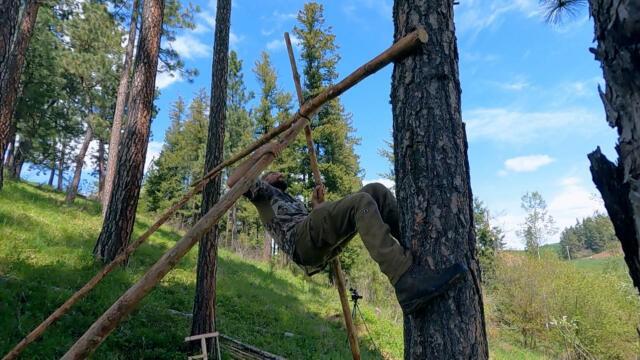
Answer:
[
  {"xmin": 152, "ymin": 0, "xmax": 616, "ymax": 248},
  {"xmin": 26, "ymin": 0, "xmax": 617, "ymax": 249}
]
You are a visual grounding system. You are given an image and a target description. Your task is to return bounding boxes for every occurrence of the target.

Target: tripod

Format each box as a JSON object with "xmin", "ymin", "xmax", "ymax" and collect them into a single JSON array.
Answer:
[{"xmin": 348, "ymin": 288, "xmax": 381, "ymax": 355}]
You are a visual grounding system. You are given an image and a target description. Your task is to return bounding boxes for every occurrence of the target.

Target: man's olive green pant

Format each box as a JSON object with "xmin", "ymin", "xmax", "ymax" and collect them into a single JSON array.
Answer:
[{"xmin": 293, "ymin": 183, "xmax": 413, "ymax": 284}]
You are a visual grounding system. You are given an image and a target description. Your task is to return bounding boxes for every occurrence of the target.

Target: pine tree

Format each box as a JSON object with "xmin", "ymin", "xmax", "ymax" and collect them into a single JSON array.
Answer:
[
  {"xmin": 62, "ymin": 0, "xmax": 122, "ymax": 203},
  {"xmin": 103, "ymin": 0, "xmax": 140, "ymax": 211},
  {"xmin": 0, "ymin": 0, "xmax": 40, "ymax": 190},
  {"xmin": 94, "ymin": 0, "xmax": 165, "ymax": 262},
  {"xmin": 392, "ymin": 0, "xmax": 488, "ymax": 357},
  {"xmin": 224, "ymin": 50, "xmax": 254, "ymax": 250},
  {"xmin": 191, "ymin": 0, "xmax": 230, "ymax": 349},
  {"xmin": 292, "ymin": 2, "xmax": 361, "ymax": 274},
  {"xmin": 293, "ymin": 2, "xmax": 361, "ymax": 199}
]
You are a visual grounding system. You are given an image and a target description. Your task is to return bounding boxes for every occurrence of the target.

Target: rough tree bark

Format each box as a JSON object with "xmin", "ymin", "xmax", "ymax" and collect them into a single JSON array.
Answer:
[
  {"xmin": 0, "ymin": 0, "xmax": 40, "ymax": 190},
  {"xmin": 190, "ymin": 0, "xmax": 230, "ymax": 353},
  {"xmin": 391, "ymin": 1, "xmax": 488, "ymax": 358},
  {"xmin": 102, "ymin": 0, "xmax": 140, "ymax": 213},
  {"xmin": 587, "ymin": 0, "xmax": 640, "ymax": 292},
  {"xmin": 94, "ymin": 0, "xmax": 164, "ymax": 262},
  {"xmin": 65, "ymin": 125, "xmax": 93, "ymax": 204}
]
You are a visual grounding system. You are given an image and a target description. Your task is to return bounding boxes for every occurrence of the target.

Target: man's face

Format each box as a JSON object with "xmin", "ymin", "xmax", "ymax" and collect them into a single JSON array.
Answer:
[{"xmin": 264, "ymin": 172, "xmax": 288, "ymax": 191}]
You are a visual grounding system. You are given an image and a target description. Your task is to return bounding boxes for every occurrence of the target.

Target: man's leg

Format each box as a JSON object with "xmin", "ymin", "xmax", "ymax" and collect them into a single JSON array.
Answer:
[
  {"xmin": 358, "ymin": 183, "xmax": 400, "ymax": 240},
  {"xmin": 295, "ymin": 192, "xmax": 412, "ymax": 284}
]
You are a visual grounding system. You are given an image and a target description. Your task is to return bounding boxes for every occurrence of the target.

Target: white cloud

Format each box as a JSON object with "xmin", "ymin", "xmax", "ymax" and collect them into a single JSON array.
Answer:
[
  {"xmin": 156, "ymin": 71, "xmax": 182, "ymax": 90},
  {"xmin": 169, "ymin": 34, "xmax": 210, "ymax": 60},
  {"xmin": 145, "ymin": 141, "xmax": 164, "ymax": 173},
  {"xmin": 503, "ymin": 154, "xmax": 555, "ymax": 173},
  {"xmin": 464, "ymin": 107, "xmax": 600, "ymax": 144},
  {"xmin": 230, "ymin": 32, "xmax": 244, "ymax": 49},
  {"xmin": 549, "ymin": 177, "xmax": 605, "ymax": 238},
  {"xmin": 495, "ymin": 79, "xmax": 530, "ymax": 91},
  {"xmin": 260, "ymin": 10, "xmax": 296, "ymax": 38},
  {"xmin": 493, "ymin": 213, "xmax": 523, "ymax": 249},
  {"xmin": 362, "ymin": 178, "xmax": 395, "ymax": 190},
  {"xmin": 455, "ymin": 0, "xmax": 540, "ymax": 39},
  {"xmin": 490, "ymin": 176, "xmax": 605, "ymax": 249}
]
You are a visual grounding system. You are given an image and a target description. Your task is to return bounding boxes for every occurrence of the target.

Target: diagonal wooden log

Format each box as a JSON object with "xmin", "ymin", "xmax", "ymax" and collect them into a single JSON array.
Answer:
[
  {"xmin": 2, "ymin": 83, "xmax": 322, "ymax": 360},
  {"xmin": 36, "ymin": 28, "xmax": 426, "ymax": 360},
  {"xmin": 284, "ymin": 32, "xmax": 360, "ymax": 360}
]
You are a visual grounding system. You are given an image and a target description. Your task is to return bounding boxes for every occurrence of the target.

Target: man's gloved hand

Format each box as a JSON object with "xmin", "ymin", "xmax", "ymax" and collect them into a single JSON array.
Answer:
[{"xmin": 311, "ymin": 184, "xmax": 325, "ymax": 208}]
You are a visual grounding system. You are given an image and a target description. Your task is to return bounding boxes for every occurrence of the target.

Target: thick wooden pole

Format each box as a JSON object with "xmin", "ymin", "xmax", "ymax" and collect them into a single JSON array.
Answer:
[
  {"xmin": 7, "ymin": 29, "xmax": 425, "ymax": 359},
  {"xmin": 284, "ymin": 32, "xmax": 360, "ymax": 360}
]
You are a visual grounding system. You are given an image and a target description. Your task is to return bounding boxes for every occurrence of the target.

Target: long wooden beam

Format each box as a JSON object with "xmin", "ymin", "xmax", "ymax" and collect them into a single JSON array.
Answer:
[
  {"xmin": 284, "ymin": 32, "xmax": 360, "ymax": 360},
  {"xmin": 51, "ymin": 27, "xmax": 426, "ymax": 359}
]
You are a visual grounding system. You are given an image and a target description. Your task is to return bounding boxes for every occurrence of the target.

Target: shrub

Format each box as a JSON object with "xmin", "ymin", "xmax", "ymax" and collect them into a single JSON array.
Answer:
[{"xmin": 491, "ymin": 253, "xmax": 639, "ymax": 359}]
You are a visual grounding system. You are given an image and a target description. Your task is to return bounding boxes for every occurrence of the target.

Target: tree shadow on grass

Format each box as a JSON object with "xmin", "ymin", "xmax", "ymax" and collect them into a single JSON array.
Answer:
[{"xmin": 1, "ymin": 255, "xmax": 387, "ymax": 359}]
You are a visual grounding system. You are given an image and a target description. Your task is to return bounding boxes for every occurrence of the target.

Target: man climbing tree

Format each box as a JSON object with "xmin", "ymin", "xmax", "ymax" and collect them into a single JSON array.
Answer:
[
  {"xmin": 391, "ymin": 0, "xmax": 488, "ymax": 358},
  {"xmin": 190, "ymin": 0, "xmax": 230, "ymax": 350},
  {"xmin": 0, "ymin": 0, "xmax": 41, "ymax": 190},
  {"xmin": 94, "ymin": 0, "xmax": 165, "ymax": 262}
]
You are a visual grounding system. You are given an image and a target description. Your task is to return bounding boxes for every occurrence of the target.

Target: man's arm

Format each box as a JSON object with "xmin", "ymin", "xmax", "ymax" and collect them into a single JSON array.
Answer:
[
  {"xmin": 311, "ymin": 184, "xmax": 325, "ymax": 209},
  {"xmin": 226, "ymin": 143, "xmax": 276, "ymax": 188}
]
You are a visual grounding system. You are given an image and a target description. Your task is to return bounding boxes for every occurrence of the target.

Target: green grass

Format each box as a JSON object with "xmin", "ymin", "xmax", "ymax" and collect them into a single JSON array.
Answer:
[
  {"xmin": 0, "ymin": 180, "xmax": 402, "ymax": 359},
  {"xmin": 3, "ymin": 180, "xmax": 629, "ymax": 359}
]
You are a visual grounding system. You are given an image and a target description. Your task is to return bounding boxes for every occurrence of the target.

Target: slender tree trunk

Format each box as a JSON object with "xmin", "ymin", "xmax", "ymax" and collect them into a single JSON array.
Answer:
[
  {"xmin": 587, "ymin": 0, "xmax": 640, "ymax": 292},
  {"xmin": 0, "ymin": 0, "xmax": 40, "ymax": 191},
  {"xmin": 225, "ymin": 208, "xmax": 232, "ymax": 247},
  {"xmin": 190, "ymin": 0, "xmax": 230, "ymax": 354},
  {"xmin": 94, "ymin": 0, "xmax": 164, "ymax": 262},
  {"xmin": 65, "ymin": 125, "xmax": 93, "ymax": 204},
  {"xmin": 391, "ymin": 1, "xmax": 488, "ymax": 358},
  {"xmin": 102, "ymin": 0, "xmax": 140, "ymax": 213},
  {"xmin": 10, "ymin": 139, "xmax": 28, "ymax": 179},
  {"xmin": 262, "ymin": 231, "xmax": 271, "ymax": 260},
  {"xmin": 97, "ymin": 139, "xmax": 105, "ymax": 198},
  {"xmin": 230, "ymin": 204, "xmax": 237, "ymax": 250},
  {"xmin": 48, "ymin": 161, "xmax": 55, "ymax": 186},
  {"xmin": 57, "ymin": 143, "xmax": 65, "ymax": 191}
]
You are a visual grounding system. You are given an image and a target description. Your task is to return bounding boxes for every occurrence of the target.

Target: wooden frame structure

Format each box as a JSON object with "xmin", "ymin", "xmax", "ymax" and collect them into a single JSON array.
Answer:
[{"xmin": 2, "ymin": 27, "xmax": 427, "ymax": 360}]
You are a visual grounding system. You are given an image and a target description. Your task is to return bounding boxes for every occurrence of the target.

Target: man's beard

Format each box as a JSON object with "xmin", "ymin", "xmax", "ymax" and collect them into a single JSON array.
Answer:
[{"xmin": 271, "ymin": 179, "xmax": 288, "ymax": 191}]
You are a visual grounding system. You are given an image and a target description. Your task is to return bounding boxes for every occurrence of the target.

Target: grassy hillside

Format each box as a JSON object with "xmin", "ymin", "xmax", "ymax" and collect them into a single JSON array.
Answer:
[
  {"xmin": 0, "ymin": 181, "xmax": 403, "ymax": 359},
  {"xmin": 4, "ymin": 180, "xmax": 632, "ymax": 359}
]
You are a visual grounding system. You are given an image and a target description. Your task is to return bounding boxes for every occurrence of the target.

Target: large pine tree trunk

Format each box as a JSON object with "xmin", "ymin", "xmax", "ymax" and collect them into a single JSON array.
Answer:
[
  {"xmin": 102, "ymin": 0, "xmax": 140, "ymax": 213},
  {"xmin": 57, "ymin": 143, "xmax": 65, "ymax": 191},
  {"xmin": 587, "ymin": 0, "xmax": 640, "ymax": 292},
  {"xmin": 65, "ymin": 125, "xmax": 93, "ymax": 204},
  {"xmin": 0, "ymin": 0, "xmax": 40, "ymax": 190},
  {"xmin": 94, "ymin": 0, "xmax": 164, "ymax": 262},
  {"xmin": 190, "ymin": 0, "xmax": 230, "ymax": 353},
  {"xmin": 391, "ymin": 1, "xmax": 488, "ymax": 358}
]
